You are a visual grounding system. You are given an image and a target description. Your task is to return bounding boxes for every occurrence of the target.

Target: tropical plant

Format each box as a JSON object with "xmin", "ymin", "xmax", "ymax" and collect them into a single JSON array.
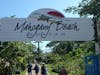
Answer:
[
  {"xmin": 65, "ymin": 0, "xmax": 100, "ymax": 17},
  {"xmin": 0, "ymin": 41, "xmax": 36, "ymax": 75}
]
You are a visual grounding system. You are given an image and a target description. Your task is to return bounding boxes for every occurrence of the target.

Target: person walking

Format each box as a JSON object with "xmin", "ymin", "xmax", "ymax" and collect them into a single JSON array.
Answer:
[
  {"xmin": 33, "ymin": 63, "xmax": 39, "ymax": 75},
  {"xmin": 59, "ymin": 66, "xmax": 67, "ymax": 75},
  {"xmin": 27, "ymin": 62, "xmax": 32, "ymax": 75},
  {"xmin": 41, "ymin": 63, "xmax": 48, "ymax": 75}
]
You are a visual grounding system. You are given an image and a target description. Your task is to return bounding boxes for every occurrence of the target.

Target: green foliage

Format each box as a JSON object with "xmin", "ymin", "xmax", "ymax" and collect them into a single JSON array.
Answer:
[
  {"xmin": 46, "ymin": 64, "xmax": 58, "ymax": 75},
  {"xmin": 0, "ymin": 41, "xmax": 36, "ymax": 75},
  {"xmin": 65, "ymin": 0, "xmax": 100, "ymax": 17},
  {"xmin": 46, "ymin": 44, "xmax": 95, "ymax": 75},
  {"xmin": 46, "ymin": 41, "xmax": 73, "ymax": 55},
  {"xmin": 13, "ymin": 70, "xmax": 26, "ymax": 75}
]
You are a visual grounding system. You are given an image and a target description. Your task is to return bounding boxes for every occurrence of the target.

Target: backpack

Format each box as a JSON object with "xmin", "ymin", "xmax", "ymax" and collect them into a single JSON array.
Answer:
[{"xmin": 27, "ymin": 64, "xmax": 32, "ymax": 72}]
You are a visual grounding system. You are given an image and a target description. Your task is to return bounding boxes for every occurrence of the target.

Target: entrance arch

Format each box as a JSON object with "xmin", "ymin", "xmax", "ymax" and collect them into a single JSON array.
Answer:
[{"xmin": 0, "ymin": 8, "xmax": 99, "ymax": 75}]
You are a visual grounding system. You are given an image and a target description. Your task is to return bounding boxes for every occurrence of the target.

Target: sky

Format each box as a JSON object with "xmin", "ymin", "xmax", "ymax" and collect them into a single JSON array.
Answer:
[
  {"xmin": 0, "ymin": 0, "xmax": 81, "ymax": 18},
  {"xmin": 0, "ymin": 0, "xmax": 82, "ymax": 52}
]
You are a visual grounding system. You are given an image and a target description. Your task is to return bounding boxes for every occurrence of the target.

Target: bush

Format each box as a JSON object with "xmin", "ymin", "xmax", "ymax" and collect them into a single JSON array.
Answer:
[
  {"xmin": 15, "ymin": 70, "xmax": 20, "ymax": 74},
  {"xmin": 52, "ymin": 68, "xmax": 59, "ymax": 73}
]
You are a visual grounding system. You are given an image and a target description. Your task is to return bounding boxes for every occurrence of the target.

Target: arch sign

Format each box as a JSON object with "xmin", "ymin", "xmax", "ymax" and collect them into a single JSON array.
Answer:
[{"xmin": 0, "ymin": 8, "xmax": 94, "ymax": 41}]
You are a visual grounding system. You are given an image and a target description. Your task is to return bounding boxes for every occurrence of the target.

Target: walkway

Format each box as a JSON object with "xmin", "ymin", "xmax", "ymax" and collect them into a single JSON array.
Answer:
[{"xmin": 25, "ymin": 64, "xmax": 41, "ymax": 75}]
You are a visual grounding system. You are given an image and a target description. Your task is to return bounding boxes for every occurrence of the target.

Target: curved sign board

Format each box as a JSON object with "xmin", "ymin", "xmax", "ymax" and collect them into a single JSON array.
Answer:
[{"xmin": 0, "ymin": 8, "xmax": 94, "ymax": 41}]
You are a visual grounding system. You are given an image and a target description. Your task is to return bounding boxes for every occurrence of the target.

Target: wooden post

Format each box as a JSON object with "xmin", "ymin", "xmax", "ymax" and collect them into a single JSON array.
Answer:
[{"xmin": 97, "ymin": 19, "xmax": 100, "ymax": 73}]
